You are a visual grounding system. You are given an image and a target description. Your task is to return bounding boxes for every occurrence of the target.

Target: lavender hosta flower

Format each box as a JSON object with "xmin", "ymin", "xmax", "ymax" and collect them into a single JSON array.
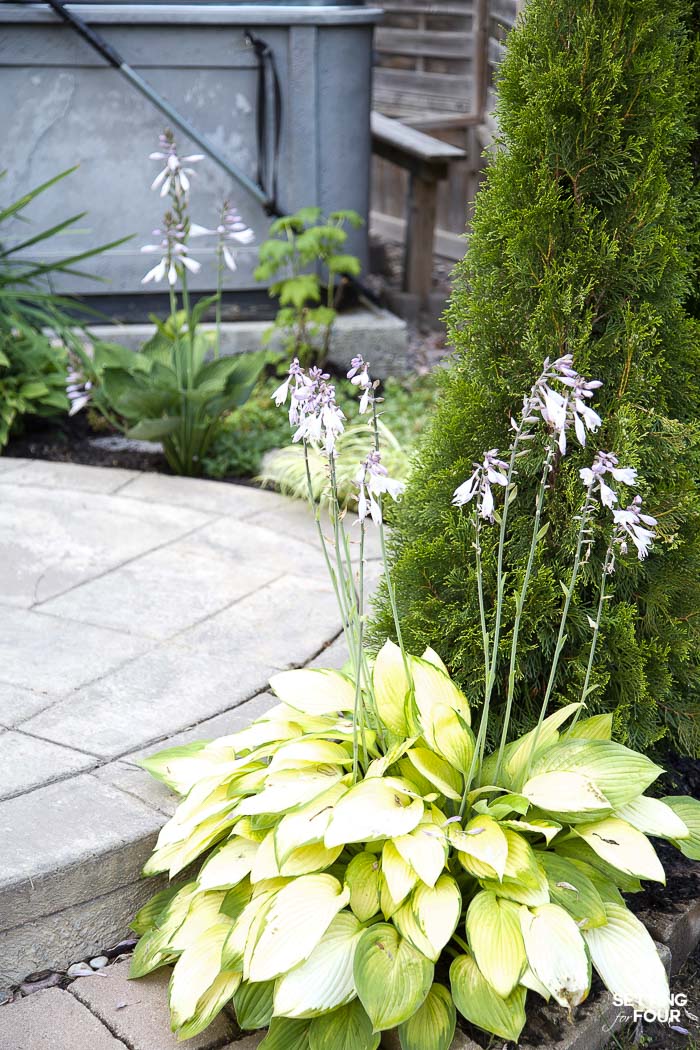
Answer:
[
  {"xmin": 356, "ymin": 449, "xmax": 405, "ymax": 525},
  {"xmin": 580, "ymin": 452, "xmax": 638, "ymax": 508},
  {"xmin": 149, "ymin": 130, "xmax": 203, "ymax": 198},
  {"xmin": 141, "ymin": 217, "xmax": 201, "ymax": 286},
  {"xmin": 190, "ymin": 201, "xmax": 255, "ymax": 272},
  {"xmin": 347, "ymin": 355, "xmax": 373, "ymax": 414},
  {"xmin": 453, "ymin": 449, "xmax": 509, "ymax": 521},
  {"xmin": 613, "ymin": 495, "xmax": 657, "ymax": 561},
  {"xmin": 273, "ymin": 360, "xmax": 345, "ymax": 454},
  {"xmin": 66, "ymin": 368, "xmax": 92, "ymax": 416}
]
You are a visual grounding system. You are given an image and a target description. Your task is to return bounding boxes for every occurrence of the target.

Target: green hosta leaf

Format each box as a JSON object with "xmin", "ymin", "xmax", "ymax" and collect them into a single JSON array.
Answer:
[
  {"xmin": 537, "ymin": 853, "xmax": 607, "ymax": 929},
  {"xmin": 252, "ymin": 831, "xmax": 342, "ymax": 881},
  {"xmin": 248, "ymin": 874, "xmax": 350, "ymax": 982},
  {"xmin": 405, "ymin": 748, "xmax": 462, "ymax": 801},
  {"xmin": 451, "ymin": 814, "xmax": 508, "ymax": 880},
  {"xmin": 382, "ymin": 841, "xmax": 418, "ymax": 907},
  {"xmin": 198, "ymin": 837, "xmax": 258, "ymax": 891},
  {"xmin": 354, "ymin": 924, "xmax": 434, "ymax": 1031},
  {"xmin": 269, "ymin": 668, "xmax": 356, "ymax": 715},
  {"xmin": 398, "ymin": 983, "xmax": 455, "ymax": 1050},
  {"xmin": 175, "ymin": 969, "xmax": 242, "ymax": 1039},
  {"xmin": 324, "ymin": 777, "xmax": 423, "ymax": 848},
  {"xmin": 616, "ymin": 796, "xmax": 689, "ymax": 841},
  {"xmin": 574, "ymin": 817, "xmax": 666, "ymax": 883},
  {"xmin": 480, "ymin": 831, "xmax": 550, "ymax": 906},
  {"xmin": 131, "ymin": 883, "xmax": 184, "ymax": 936},
  {"xmin": 466, "ymin": 891, "xmax": 526, "ymax": 998},
  {"xmin": 409, "ymin": 875, "xmax": 461, "ymax": 961},
  {"xmin": 273, "ymin": 912, "xmax": 363, "ymax": 1018},
  {"xmin": 528, "ymin": 740, "xmax": 663, "ymax": 808},
  {"xmin": 128, "ymin": 928, "xmax": 177, "ymax": 978},
  {"xmin": 584, "ymin": 902, "xmax": 670, "ymax": 1016},
  {"xmin": 260, "ymin": 1017, "xmax": 312, "ymax": 1050},
  {"xmin": 564, "ymin": 714, "xmax": 614, "ymax": 741},
  {"xmin": 662, "ymin": 796, "xmax": 700, "ymax": 859},
  {"xmin": 500, "ymin": 818, "xmax": 562, "ymax": 844},
  {"xmin": 346, "ymin": 851, "xmax": 381, "ymax": 921},
  {"xmin": 450, "ymin": 953, "xmax": 526, "ymax": 1043},
  {"xmin": 234, "ymin": 979, "xmax": 275, "ymax": 1029},
  {"xmin": 373, "ymin": 639, "xmax": 410, "ymax": 735},
  {"xmin": 393, "ymin": 821, "xmax": 448, "ymax": 888},
  {"xmin": 168, "ymin": 922, "xmax": 232, "ymax": 1029},
  {"xmin": 484, "ymin": 793, "xmax": 530, "ymax": 819},
  {"xmin": 274, "ymin": 782, "xmax": 348, "ymax": 865},
  {"xmin": 519, "ymin": 903, "xmax": 591, "ymax": 1009},
  {"xmin": 308, "ymin": 1000, "xmax": 379, "ymax": 1050},
  {"xmin": 127, "ymin": 416, "xmax": 181, "ymax": 441},
  {"xmin": 522, "ymin": 770, "xmax": 612, "ymax": 822},
  {"xmin": 18, "ymin": 380, "xmax": 49, "ymax": 399}
]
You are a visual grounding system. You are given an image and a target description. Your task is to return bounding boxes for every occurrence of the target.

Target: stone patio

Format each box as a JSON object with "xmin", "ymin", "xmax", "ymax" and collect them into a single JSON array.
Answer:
[{"xmin": 0, "ymin": 458, "xmax": 377, "ymax": 997}]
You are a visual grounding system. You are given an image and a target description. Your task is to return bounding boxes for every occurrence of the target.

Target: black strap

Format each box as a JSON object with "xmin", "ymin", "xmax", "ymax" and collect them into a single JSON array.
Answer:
[{"xmin": 245, "ymin": 31, "xmax": 283, "ymax": 217}]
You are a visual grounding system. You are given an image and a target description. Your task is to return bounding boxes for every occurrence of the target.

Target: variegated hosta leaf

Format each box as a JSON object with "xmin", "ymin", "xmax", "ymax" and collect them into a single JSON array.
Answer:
[
  {"xmin": 238, "ymin": 766, "xmax": 346, "ymax": 817},
  {"xmin": 482, "ymin": 792, "xmax": 530, "ymax": 820},
  {"xmin": 365, "ymin": 739, "xmax": 416, "ymax": 779},
  {"xmin": 346, "ymin": 851, "xmax": 381, "ymax": 922},
  {"xmin": 521, "ymin": 771, "xmax": 612, "ymax": 823},
  {"xmin": 528, "ymin": 740, "xmax": 663, "ymax": 808},
  {"xmin": 268, "ymin": 739, "xmax": 353, "ymax": 772},
  {"xmin": 519, "ymin": 903, "xmax": 591, "ymax": 1009},
  {"xmin": 324, "ymin": 777, "xmax": 424, "ymax": 848},
  {"xmin": 537, "ymin": 852, "xmax": 607, "ymax": 929},
  {"xmin": 616, "ymin": 796, "xmax": 689, "ymax": 841},
  {"xmin": 269, "ymin": 668, "xmax": 356, "ymax": 715},
  {"xmin": 373, "ymin": 638, "xmax": 411, "ymax": 736},
  {"xmin": 500, "ymin": 818, "xmax": 562, "ymax": 845},
  {"xmin": 466, "ymin": 891, "xmax": 526, "ymax": 998},
  {"xmin": 176, "ymin": 970, "xmax": 242, "ymax": 1039},
  {"xmin": 131, "ymin": 883, "xmax": 187, "ymax": 937},
  {"xmin": 502, "ymin": 703, "xmax": 583, "ymax": 789},
  {"xmin": 584, "ymin": 902, "xmax": 670, "ymax": 1016},
  {"xmin": 308, "ymin": 1000, "xmax": 380, "ymax": 1050},
  {"xmin": 259, "ymin": 1017, "xmax": 312, "ymax": 1050},
  {"xmin": 398, "ymin": 983, "xmax": 456, "ymax": 1050},
  {"xmin": 563, "ymin": 713, "xmax": 614, "ymax": 741},
  {"xmin": 450, "ymin": 953, "xmax": 526, "ymax": 1043},
  {"xmin": 382, "ymin": 841, "xmax": 418, "ymax": 908},
  {"xmin": 420, "ymin": 646, "xmax": 449, "ymax": 673},
  {"xmin": 138, "ymin": 741, "xmax": 230, "ymax": 795},
  {"xmin": 574, "ymin": 817, "xmax": 666, "ymax": 883},
  {"xmin": 354, "ymin": 923, "xmax": 434, "ymax": 1031},
  {"xmin": 198, "ymin": 837, "xmax": 258, "ymax": 891},
  {"xmin": 480, "ymin": 831, "xmax": 550, "ymax": 906},
  {"xmin": 221, "ymin": 878, "xmax": 254, "ymax": 923},
  {"xmin": 251, "ymin": 830, "xmax": 342, "ymax": 882},
  {"xmin": 565, "ymin": 857, "xmax": 625, "ymax": 905},
  {"xmin": 169, "ymin": 923, "xmax": 233, "ymax": 1029},
  {"xmin": 451, "ymin": 814, "xmax": 508, "ymax": 881},
  {"xmin": 393, "ymin": 821, "xmax": 448, "ymax": 888},
  {"xmin": 234, "ymin": 979, "xmax": 275, "ymax": 1029},
  {"xmin": 406, "ymin": 876, "xmax": 461, "ymax": 962},
  {"xmin": 429, "ymin": 704, "xmax": 476, "ymax": 775},
  {"xmin": 170, "ymin": 891, "xmax": 228, "ymax": 952},
  {"xmin": 273, "ymin": 912, "xmax": 363, "ymax": 1018},
  {"xmin": 662, "ymin": 796, "xmax": 700, "ymax": 859},
  {"xmin": 222, "ymin": 888, "xmax": 277, "ymax": 971},
  {"xmin": 408, "ymin": 655, "xmax": 471, "ymax": 728},
  {"xmin": 554, "ymin": 838, "xmax": 643, "ymax": 894},
  {"xmin": 405, "ymin": 748, "xmax": 462, "ymax": 801},
  {"xmin": 247, "ymin": 874, "xmax": 350, "ymax": 982},
  {"xmin": 129, "ymin": 882, "xmax": 198, "ymax": 977},
  {"xmin": 274, "ymin": 782, "xmax": 348, "ymax": 865}
]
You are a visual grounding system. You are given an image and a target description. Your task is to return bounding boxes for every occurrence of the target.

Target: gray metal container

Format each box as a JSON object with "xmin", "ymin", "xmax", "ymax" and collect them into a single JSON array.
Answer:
[{"xmin": 0, "ymin": 2, "xmax": 381, "ymax": 302}]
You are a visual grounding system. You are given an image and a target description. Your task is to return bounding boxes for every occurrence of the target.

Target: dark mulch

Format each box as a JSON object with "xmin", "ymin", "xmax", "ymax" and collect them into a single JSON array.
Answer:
[{"xmin": 5, "ymin": 413, "xmax": 169, "ymax": 474}]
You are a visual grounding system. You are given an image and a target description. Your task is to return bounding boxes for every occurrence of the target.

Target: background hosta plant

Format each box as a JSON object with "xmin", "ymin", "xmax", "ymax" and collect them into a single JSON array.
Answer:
[{"xmin": 131, "ymin": 355, "xmax": 700, "ymax": 1047}]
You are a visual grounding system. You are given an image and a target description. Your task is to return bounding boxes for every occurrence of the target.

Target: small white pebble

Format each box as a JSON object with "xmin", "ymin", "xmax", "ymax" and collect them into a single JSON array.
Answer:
[
  {"xmin": 67, "ymin": 962, "xmax": 94, "ymax": 978},
  {"xmin": 89, "ymin": 956, "xmax": 109, "ymax": 970}
]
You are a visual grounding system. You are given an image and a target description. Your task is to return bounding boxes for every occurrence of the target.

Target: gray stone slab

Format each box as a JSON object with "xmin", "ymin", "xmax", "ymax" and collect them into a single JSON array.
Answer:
[
  {"xmin": 70, "ymin": 958, "xmax": 237, "ymax": 1050},
  {"xmin": 641, "ymin": 901, "xmax": 700, "ymax": 974},
  {"xmin": 0, "ymin": 987, "xmax": 126, "ymax": 1050},
  {"xmin": 0, "ymin": 731, "xmax": 95, "ymax": 800},
  {"xmin": 0, "ymin": 774, "xmax": 163, "ymax": 928},
  {"xmin": 245, "ymin": 500, "xmax": 384, "ymax": 561},
  {"xmin": 178, "ymin": 574, "xmax": 340, "ymax": 670},
  {"xmin": 23, "ymin": 644, "xmax": 273, "ymax": 758},
  {"xmin": 0, "ymin": 459, "xmax": 138, "ymax": 494},
  {"xmin": 0, "ymin": 607, "xmax": 150, "ymax": 694},
  {"xmin": 0, "ymin": 680, "xmax": 58, "ymax": 726},
  {"xmin": 0, "ymin": 484, "xmax": 210, "ymax": 607},
  {"xmin": 225, "ymin": 1037, "xmax": 264, "ymax": 1049},
  {"xmin": 382, "ymin": 1032, "xmax": 478, "ymax": 1050},
  {"xmin": 37, "ymin": 538, "xmax": 279, "ymax": 641},
  {"xmin": 307, "ymin": 634, "xmax": 349, "ymax": 670},
  {"xmin": 195, "ymin": 516, "xmax": 328, "ymax": 579},
  {"xmin": 94, "ymin": 761, "xmax": 179, "ymax": 818},
  {"xmin": 118, "ymin": 472, "xmax": 292, "ymax": 518},
  {"xmin": 0, "ymin": 457, "xmax": 28, "ymax": 474}
]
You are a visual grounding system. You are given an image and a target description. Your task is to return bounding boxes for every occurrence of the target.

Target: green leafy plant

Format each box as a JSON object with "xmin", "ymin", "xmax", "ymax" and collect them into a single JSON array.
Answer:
[
  {"xmin": 371, "ymin": 0, "xmax": 700, "ymax": 758},
  {"xmin": 255, "ymin": 207, "xmax": 363, "ymax": 366},
  {"xmin": 131, "ymin": 354, "xmax": 700, "ymax": 1047},
  {"xmin": 0, "ymin": 167, "xmax": 127, "ymax": 448}
]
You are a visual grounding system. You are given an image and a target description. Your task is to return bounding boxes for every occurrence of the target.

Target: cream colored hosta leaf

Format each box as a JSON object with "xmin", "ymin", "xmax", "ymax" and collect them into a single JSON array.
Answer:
[
  {"xmin": 420, "ymin": 647, "xmax": 449, "ymax": 673},
  {"xmin": 411, "ymin": 876, "xmax": 461, "ymax": 961},
  {"xmin": 175, "ymin": 969, "xmax": 243, "ymax": 1040},
  {"xmin": 373, "ymin": 638, "xmax": 411, "ymax": 736},
  {"xmin": 274, "ymin": 782, "xmax": 348, "ymax": 865},
  {"xmin": 248, "ymin": 874, "xmax": 350, "ymax": 982},
  {"xmin": 398, "ymin": 982, "xmax": 456, "ymax": 1050},
  {"xmin": 616, "ymin": 796, "xmax": 689, "ymax": 841},
  {"xmin": 269, "ymin": 668, "xmax": 356, "ymax": 715},
  {"xmin": 213, "ymin": 717, "xmax": 303, "ymax": 754},
  {"xmin": 451, "ymin": 814, "xmax": 508, "ymax": 881},
  {"xmin": 346, "ymin": 851, "xmax": 381, "ymax": 922},
  {"xmin": 382, "ymin": 841, "xmax": 418, "ymax": 906},
  {"xmin": 143, "ymin": 810, "xmax": 236, "ymax": 878},
  {"xmin": 156, "ymin": 781, "xmax": 236, "ymax": 848},
  {"xmin": 480, "ymin": 832, "xmax": 550, "ymax": 906},
  {"xmin": 554, "ymin": 838, "xmax": 643, "ymax": 894},
  {"xmin": 449, "ymin": 953, "xmax": 526, "ymax": 1043},
  {"xmin": 519, "ymin": 903, "xmax": 591, "ymax": 1009},
  {"xmin": 169, "ymin": 891, "xmax": 227, "ymax": 952},
  {"xmin": 537, "ymin": 853, "xmax": 607, "ymax": 929},
  {"xmin": 365, "ymin": 739, "xmax": 416, "ymax": 779},
  {"xmin": 131, "ymin": 881, "xmax": 193, "ymax": 938},
  {"xmin": 584, "ymin": 902, "xmax": 670, "ymax": 1016},
  {"xmin": 198, "ymin": 837, "xmax": 258, "ymax": 891},
  {"xmin": 169, "ymin": 922, "xmax": 231, "ymax": 1029},
  {"xmin": 663, "ymin": 796, "xmax": 700, "ymax": 859},
  {"xmin": 139, "ymin": 741, "xmax": 237, "ymax": 795},
  {"xmin": 522, "ymin": 771, "xmax": 612, "ymax": 822},
  {"xmin": 324, "ymin": 777, "xmax": 424, "ymax": 848},
  {"xmin": 393, "ymin": 822, "xmax": 447, "ymax": 888},
  {"xmin": 429, "ymin": 704, "xmax": 476, "ymax": 775},
  {"xmin": 268, "ymin": 739, "xmax": 352, "ymax": 772},
  {"xmin": 529, "ymin": 740, "xmax": 663, "ymax": 808},
  {"xmin": 409, "ymin": 655, "xmax": 471, "ymax": 727},
  {"xmin": 222, "ymin": 888, "xmax": 277, "ymax": 971},
  {"xmin": 405, "ymin": 748, "xmax": 462, "ymax": 801},
  {"xmin": 520, "ymin": 965, "xmax": 551, "ymax": 1000},
  {"xmin": 500, "ymin": 818, "xmax": 562, "ymax": 845},
  {"xmin": 238, "ymin": 766, "xmax": 344, "ymax": 817},
  {"xmin": 273, "ymin": 912, "xmax": 363, "ymax": 1019},
  {"xmin": 574, "ymin": 818, "xmax": 666, "ymax": 883},
  {"xmin": 503, "ymin": 703, "xmax": 583, "ymax": 788},
  {"xmin": 466, "ymin": 891, "xmax": 526, "ymax": 998},
  {"xmin": 564, "ymin": 714, "xmax": 614, "ymax": 741},
  {"xmin": 251, "ymin": 830, "xmax": 342, "ymax": 882},
  {"xmin": 308, "ymin": 999, "xmax": 379, "ymax": 1050},
  {"xmin": 354, "ymin": 923, "xmax": 434, "ymax": 1031},
  {"xmin": 234, "ymin": 979, "xmax": 275, "ymax": 1029}
]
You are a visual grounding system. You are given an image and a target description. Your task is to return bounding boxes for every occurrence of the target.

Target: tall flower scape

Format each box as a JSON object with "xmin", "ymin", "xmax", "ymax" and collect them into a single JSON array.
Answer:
[{"xmin": 132, "ymin": 356, "xmax": 700, "ymax": 1047}]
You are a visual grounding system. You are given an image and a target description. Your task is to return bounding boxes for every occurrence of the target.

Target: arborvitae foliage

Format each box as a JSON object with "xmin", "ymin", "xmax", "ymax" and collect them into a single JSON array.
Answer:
[{"xmin": 372, "ymin": 0, "xmax": 700, "ymax": 756}]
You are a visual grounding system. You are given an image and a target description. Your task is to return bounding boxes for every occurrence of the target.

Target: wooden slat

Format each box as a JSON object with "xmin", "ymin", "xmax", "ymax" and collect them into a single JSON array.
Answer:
[
  {"xmin": 372, "ymin": 111, "xmax": 466, "ymax": 163},
  {"xmin": 374, "ymin": 68, "xmax": 473, "ymax": 111},
  {"xmin": 375, "ymin": 28, "xmax": 473, "ymax": 60},
  {"xmin": 488, "ymin": 35, "xmax": 507, "ymax": 65},
  {"xmin": 490, "ymin": 0, "xmax": 519, "ymax": 28},
  {"xmin": 381, "ymin": 1, "xmax": 474, "ymax": 14}
]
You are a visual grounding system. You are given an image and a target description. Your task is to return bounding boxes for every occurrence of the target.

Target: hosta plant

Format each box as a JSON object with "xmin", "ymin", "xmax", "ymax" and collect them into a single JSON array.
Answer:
[{"xmin": 132, "ymin": 355, "xmax": 700, "ymax": 1046}]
